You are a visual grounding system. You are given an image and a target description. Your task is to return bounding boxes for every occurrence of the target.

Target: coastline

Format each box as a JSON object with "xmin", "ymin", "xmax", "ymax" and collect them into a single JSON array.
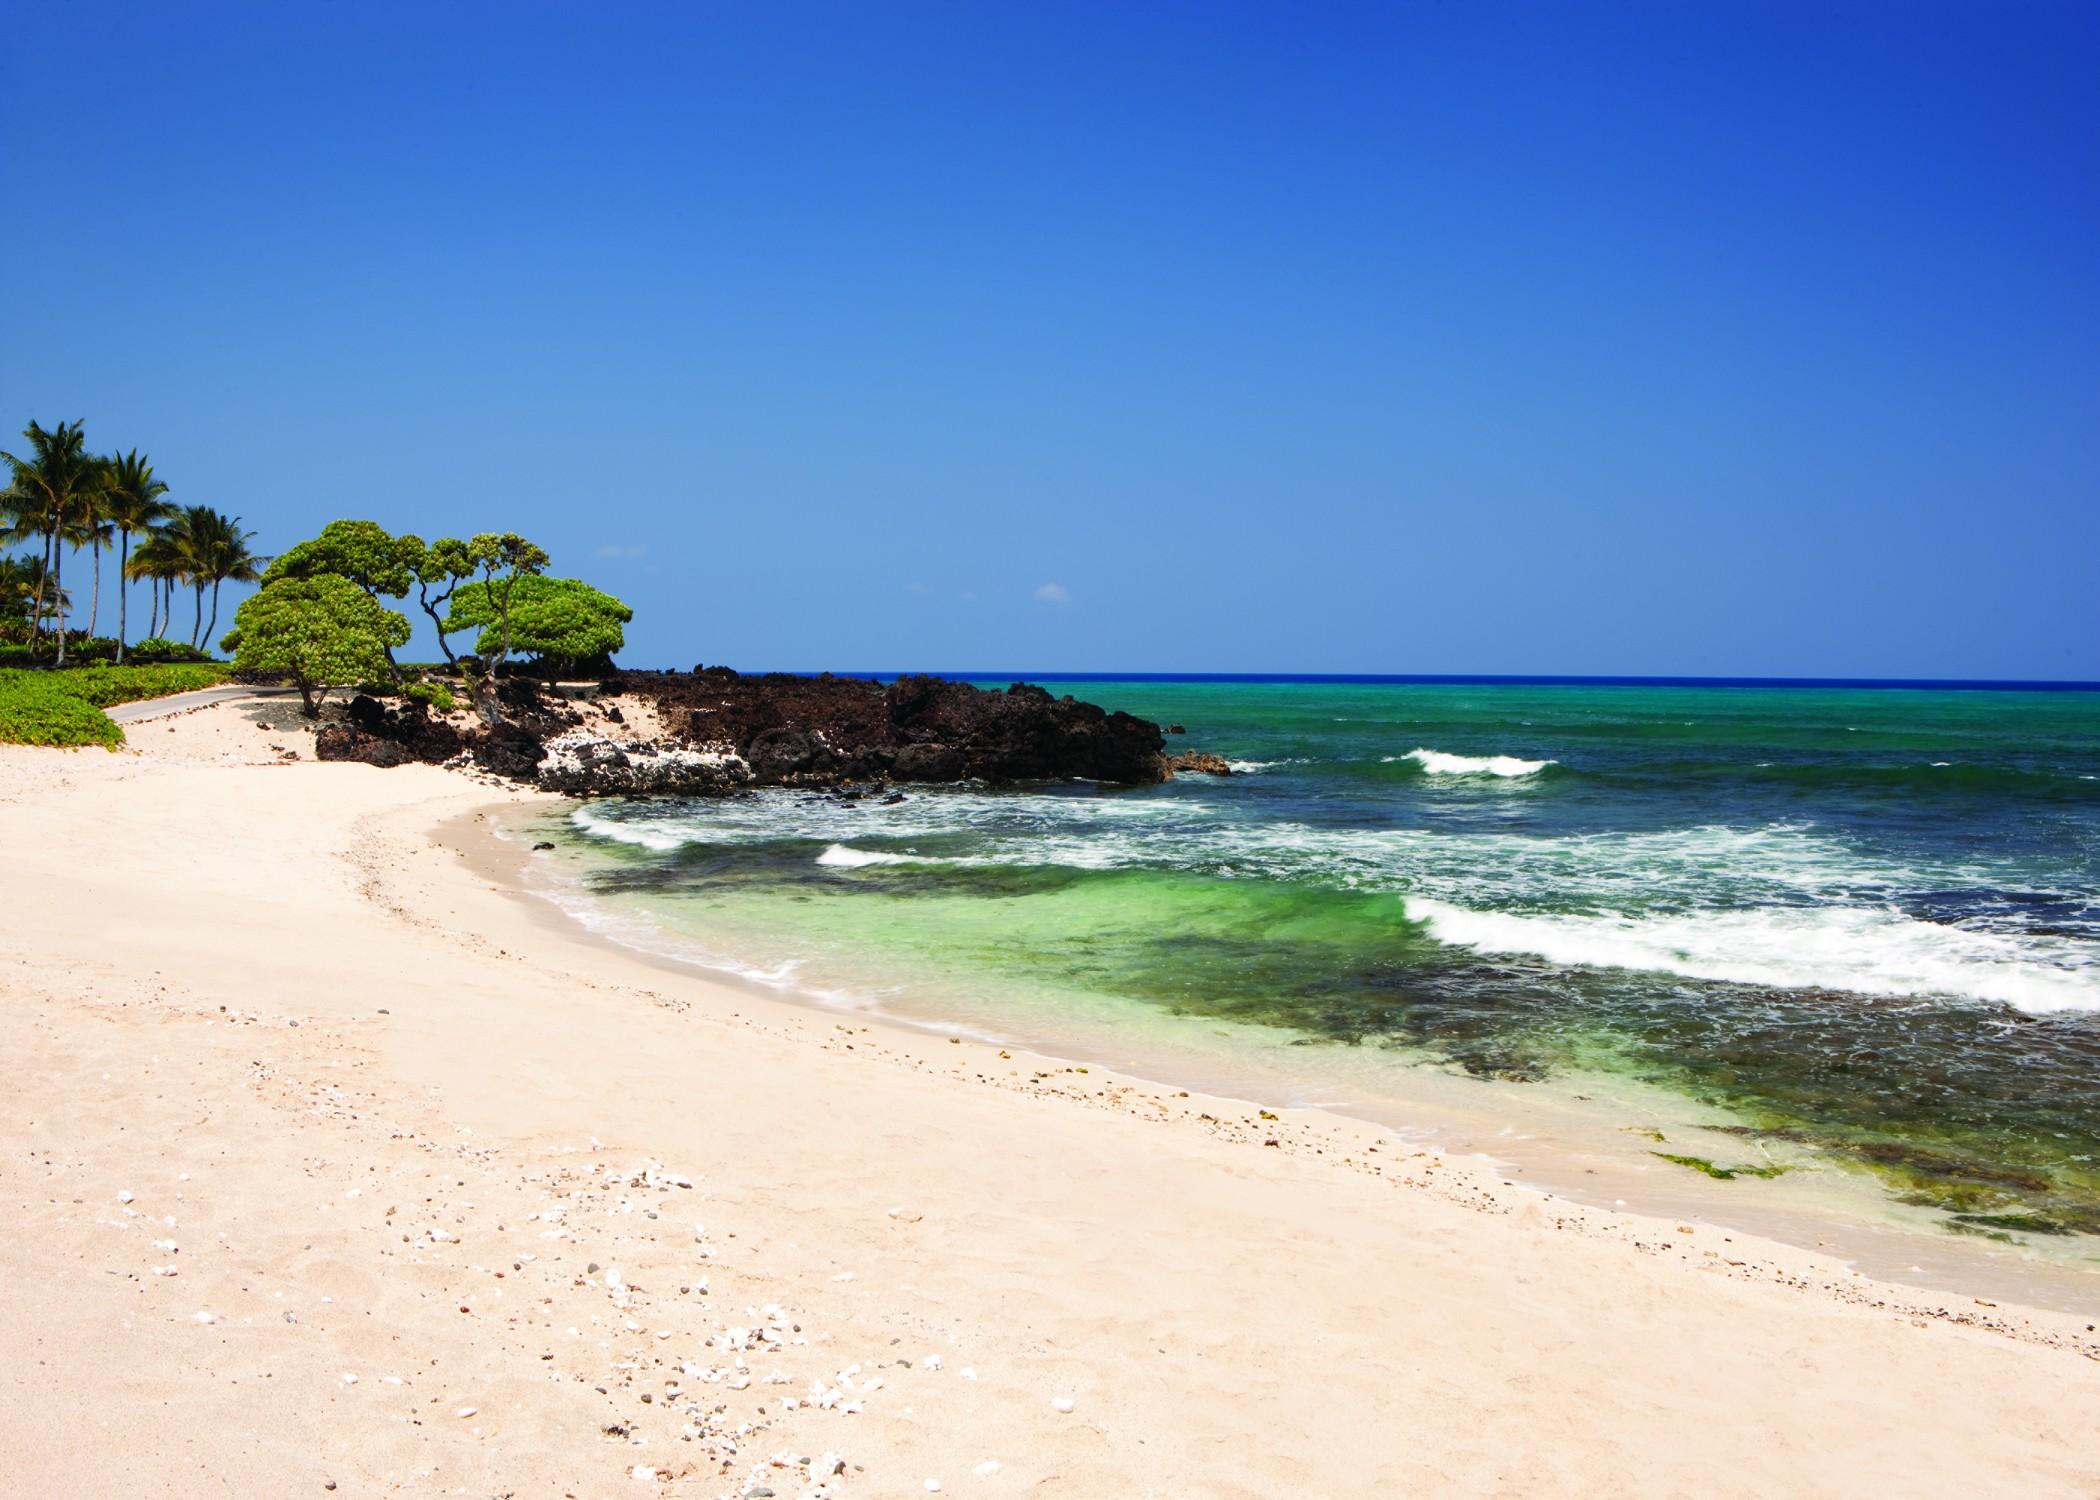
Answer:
[
  {"xmin": 4, "ymin": 701, "xmax": 2098, "ymax": 1497},
  {"xmin": 483, "ymin": 799, "xmax": 2100, "ymax": 1317}
]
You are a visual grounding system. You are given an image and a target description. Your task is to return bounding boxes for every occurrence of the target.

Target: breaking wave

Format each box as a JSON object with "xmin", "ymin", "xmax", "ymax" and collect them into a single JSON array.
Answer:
[
  {"xmin": 1410, "ymin": 897, "xmax": 2100, "ymax": 1014},
  {"xmin": 1386, "ymin": 748, "xmax": 1557, "ymax": 778}
]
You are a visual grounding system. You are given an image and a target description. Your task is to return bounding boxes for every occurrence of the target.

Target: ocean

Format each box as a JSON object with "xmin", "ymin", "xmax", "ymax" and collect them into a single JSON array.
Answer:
[{"xmin": 515, "ymin": 676, "xmax": 2100, "ymax": 1266}]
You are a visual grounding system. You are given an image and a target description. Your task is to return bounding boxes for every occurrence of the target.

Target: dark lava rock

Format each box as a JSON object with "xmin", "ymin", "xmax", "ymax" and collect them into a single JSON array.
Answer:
[
  {"xmin": 467, "ymin": 722, "xmax": 547, "ymax": 780},
  {"xmin": 1166, "ymin": 723, "xmax": 1186, "ymax": 734},
  {"xmin": 314, "ymin": 724, "xmax": 411, "ymax": 768},
  {"xmin": 605, "ymin": 669, "xmax": 1168, "ymax": 787},
  {"xmin": 1166, "ymin": 751, "xmax": 1233, "ymax": 776}
]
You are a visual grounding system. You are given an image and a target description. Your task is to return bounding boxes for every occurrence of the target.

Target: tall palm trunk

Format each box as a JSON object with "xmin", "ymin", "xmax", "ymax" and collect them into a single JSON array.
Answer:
[
  {"xmin": 190, "ymin": 583, "xmax": 203, "ymax": 648},
  {"xmin": 52, "ymin": 538, "xmax": 67, "ymax": 666},
  {"xmin": 87, "ymin": 538, "xmax": 102, "ymax": 639},
  {"xmin": 206, "ymin": 579, "xmax": 223, "ymax": 651},
  {"xmin": 116, "ymin": 532, "xmax": 131, "ymax": 664},
  {"xmin": 29, "ymin": 527, "xmax": 52, "ymax": 660}
]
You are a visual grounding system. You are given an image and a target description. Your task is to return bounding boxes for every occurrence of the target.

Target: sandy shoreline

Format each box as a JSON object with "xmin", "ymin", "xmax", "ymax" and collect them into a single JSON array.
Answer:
[{"xmin": 4, "ymin": 701, "xmax": 2098, "ymax": 1498}]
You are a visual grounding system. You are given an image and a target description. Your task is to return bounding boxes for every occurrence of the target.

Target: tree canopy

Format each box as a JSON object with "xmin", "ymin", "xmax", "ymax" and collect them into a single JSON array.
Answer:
[
  {"xmin": 445, "ymin": 574, "xmax": 630, "ymax": 671},
  {"xmin": 263, "ymin": 519, "xmax": 416, "ymax": 599},
  {"xmin": 222, "ymin": 575, "xmax": 411, "ymax": 717}
]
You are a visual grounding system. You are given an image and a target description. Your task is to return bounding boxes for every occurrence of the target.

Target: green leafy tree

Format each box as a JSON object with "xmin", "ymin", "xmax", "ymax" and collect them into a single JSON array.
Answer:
[
  {"xmin": 399, "ymin": 534, "xmax": 479, "ymax": 666},
  {"xmin": 221, "ymin": 576, "xmax": 410, "ymax": 718},
  {"xmin": 100, "ymin": 451, "xmax": 173, "ymax": 663},
  {"xmin": 445, "ymin": 575, "xmax": 631, "ymax": 673},
  {"xmin": 266, "ymin": 520, "xmax": 425, "ymax": 674},
  {"xmin": 442, "ymin": 532, "xmax": 549, "ymax": 676},
  {"xmin": 264, "ymin": 519, "xmax": 416, "ymax": 599}
]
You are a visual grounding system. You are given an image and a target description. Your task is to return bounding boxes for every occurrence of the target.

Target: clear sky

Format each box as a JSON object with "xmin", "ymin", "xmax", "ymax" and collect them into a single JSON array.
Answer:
[{"xmin": 4, "ymin": 1, "xmax": 2094, "ymax": 678}]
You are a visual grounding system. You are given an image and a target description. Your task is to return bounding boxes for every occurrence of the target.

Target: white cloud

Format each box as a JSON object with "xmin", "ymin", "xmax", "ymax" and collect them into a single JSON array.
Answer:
[
  {"xmin": 593, "ymin": 544, "xmax": 647, "ymax": 560},
  {"xmin": 1033, "ymin": 582, "xmax": 1071, "ymax": 606}
]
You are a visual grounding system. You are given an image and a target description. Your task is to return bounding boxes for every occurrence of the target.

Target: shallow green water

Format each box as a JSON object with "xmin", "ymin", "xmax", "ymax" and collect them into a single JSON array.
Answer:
[{"xmin": 537, "ymin": 679, "xmax": 2100, "ymax": 1243}]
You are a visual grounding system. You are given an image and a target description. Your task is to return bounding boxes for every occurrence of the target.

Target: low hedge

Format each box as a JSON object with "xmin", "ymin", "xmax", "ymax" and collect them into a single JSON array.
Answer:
[{"xmin": 0, "ymin": 664, "xmax": 231, "ymax": 748}]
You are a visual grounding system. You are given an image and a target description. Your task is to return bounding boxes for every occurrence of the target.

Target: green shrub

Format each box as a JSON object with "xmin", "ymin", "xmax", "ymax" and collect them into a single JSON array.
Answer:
[
  {"xmin": 0, "ymin": 672, "xmax": 123, "ymax": 748},
  {"xmin": 404, "ymin": 679, "xmax": 456, "ymax": 712},
  {"xmin": 0, "ymin": 663, "xmax": 233, "ymax": 747},
  {"xmin": 129, "ymin": 637, "xmax": 213, "ymax": 664},
  {"xmin": 61, "ymin": 663, "xmax": 230, "ymax": 708}
]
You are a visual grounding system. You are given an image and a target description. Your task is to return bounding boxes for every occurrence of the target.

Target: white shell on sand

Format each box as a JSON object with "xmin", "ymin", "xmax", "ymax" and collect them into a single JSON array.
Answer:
[
  {"xmin": 117, "ymin": 1190, "xmax": 134, "ymax": 1203},
  {"xmin": 454, "ymin": 1405, "xmax": 477, "ymax": 1418},
  {"xmin": 192, "ymin": 1310, "xmax": 217, "ymax": 1324},
  {"xmin": 1052, "ymin": 1395, "xmax": 1075, "ymax": 1412},
  {"xmin": 974, "ymin": 1460, "xmax": 1002, "ymax": 1476},
  {"xmin": 920, "ymin": 1354, "xmax": 943, "ymax": 1371}
]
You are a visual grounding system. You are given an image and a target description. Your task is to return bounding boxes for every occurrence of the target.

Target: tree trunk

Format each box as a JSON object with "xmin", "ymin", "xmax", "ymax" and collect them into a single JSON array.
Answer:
[
  {"xmin": 87, "ymin": 539, "xmax": 102, "ymax": 639},
  {"xmin": 116, "ymin": 532, "xmax": 130, "ymax": 664},
  {"xmin": 30, "ymin": 527, "xmax": 52, "ymax": 661},
  {"xmin": 419, "ymin": 582, "xmax": 460, "ymax": 666},
  {"xmin": 207, "ymin": 580, "xmax": 222, "ymax": 652},
  {"xmin": 191, "ymin": 584, "xmax": 203, "ymax": 648},
  {"xmin": 298, "ymin": 674, "xmax": 320, "ymax": 718},
  {"xmin": 53, "ymin": 541, "xmax": 66, "ymax": 666}
]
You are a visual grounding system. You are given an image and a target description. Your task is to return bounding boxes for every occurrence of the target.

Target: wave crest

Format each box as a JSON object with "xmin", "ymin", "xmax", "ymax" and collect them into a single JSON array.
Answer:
[
  {"xmin": 1388, "ymin": 747, "xmax": 1556, "ymax": 777},
  {"xmin": 1410, "ymin": 897, "xmax": 2100, "ymax": 1014}
]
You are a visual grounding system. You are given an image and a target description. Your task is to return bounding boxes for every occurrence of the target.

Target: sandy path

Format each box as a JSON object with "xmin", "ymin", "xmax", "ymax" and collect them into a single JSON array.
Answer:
[{"xmin": 3, "ymin": 705, "xmax": 2097, "ymax": 1498}]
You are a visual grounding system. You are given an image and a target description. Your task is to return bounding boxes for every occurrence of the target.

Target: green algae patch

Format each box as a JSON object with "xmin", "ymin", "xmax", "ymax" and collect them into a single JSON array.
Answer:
[{"xmin": 1651, "ymin": 1152, "xmax": 1789, "ymax": 1181}]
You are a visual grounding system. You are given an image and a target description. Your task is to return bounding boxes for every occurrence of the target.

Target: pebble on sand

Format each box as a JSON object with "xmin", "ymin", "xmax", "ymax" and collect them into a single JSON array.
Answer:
[{"xmin": 1052, "ymin": 1395, "xmax": 1075, "ymax": 1413}]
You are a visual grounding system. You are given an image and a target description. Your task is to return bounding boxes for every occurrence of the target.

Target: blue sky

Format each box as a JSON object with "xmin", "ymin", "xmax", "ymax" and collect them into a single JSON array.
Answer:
[{"xmin": 4, "ymin": 1, "xmax": 2094, "ymax": 678}]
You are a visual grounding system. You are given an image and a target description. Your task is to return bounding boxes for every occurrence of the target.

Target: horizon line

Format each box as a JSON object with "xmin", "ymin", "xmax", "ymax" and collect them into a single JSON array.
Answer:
[{"xmin": 656, "ymin": 669, "xmax": 2100, "ymax": 693}]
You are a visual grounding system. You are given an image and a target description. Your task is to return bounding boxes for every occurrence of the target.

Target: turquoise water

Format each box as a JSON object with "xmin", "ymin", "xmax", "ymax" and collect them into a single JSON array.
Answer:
[{"xmin": 539, "ymin": 679, "xmax": 2100, "ymax": 1243}]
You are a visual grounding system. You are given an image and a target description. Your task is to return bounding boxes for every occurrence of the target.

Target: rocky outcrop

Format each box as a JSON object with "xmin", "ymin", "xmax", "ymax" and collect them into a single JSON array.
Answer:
[
  {"xmin": 537, "ymin": 731, "xmax": 753, "ymax": 795},
  {"xmin": 608, "ymin": 669, "xmax": 1169, "ymax": 787},
  {"xmin": 314, "ymin": 723, "xmax": 413, "ymax": 767},
  {"xmin": 318, "ymin": 670, "xmax": 1199, "ymax": 794},
  {"xmin": 1165, "ymin": 751, "xmax": 1233, "ymax": 776}
]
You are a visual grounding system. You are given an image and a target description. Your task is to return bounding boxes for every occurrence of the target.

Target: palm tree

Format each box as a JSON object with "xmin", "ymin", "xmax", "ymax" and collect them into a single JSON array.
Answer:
[
  {"xmin": 173, "ymin": 506, "xmax": 262, "ymax": 650},
  {"xmin": 101, "ymin": 451, "xmax": 173, "ymax": 662},
  {"xmin": 127, "ymin": 530, "xmax": 179, "ymax": 641},
  {"xmin": 63, "ymin": 473, "xmax": 114, "ymax": 641},
  {"xmin": 0, "ymin": 552, "xmax": 65, "ymax": 635},
  {"xmin": 0, "ymin": 420, "xmax": 96, "ymax": 663}
]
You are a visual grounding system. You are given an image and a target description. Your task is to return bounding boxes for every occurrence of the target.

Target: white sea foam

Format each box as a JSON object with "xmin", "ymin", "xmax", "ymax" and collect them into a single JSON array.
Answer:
[
  {"xmin": 1388, "ymin": 748, "xmax": 1556, "ymax": 777},
  {"xmin": 1411, "ymin": 898, "xmax": 2100, "ymax": 1014},
  {"xmin": 817, "ymin": 844, "xmax": 921, "ymax": 868},
  {"xmin": 570, "ymin": 803, "xmax": 700, "ymax": 851},
  {"xmin": 1225, "ymin": 758, "xmax": 1308, "ymax": 775}
]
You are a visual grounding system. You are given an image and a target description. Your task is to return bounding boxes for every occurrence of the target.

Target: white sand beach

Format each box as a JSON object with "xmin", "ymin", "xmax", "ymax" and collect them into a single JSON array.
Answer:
[{"xmin": 4, "ymin": 700, "xmax": 2097, "ymax": 1499}]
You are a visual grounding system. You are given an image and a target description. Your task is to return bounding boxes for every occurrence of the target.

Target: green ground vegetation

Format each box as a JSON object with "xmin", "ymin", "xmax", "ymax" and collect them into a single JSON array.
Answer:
[{"xmin": 0, "ymin": 663, "xmax": 228, "ymax": 747}]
